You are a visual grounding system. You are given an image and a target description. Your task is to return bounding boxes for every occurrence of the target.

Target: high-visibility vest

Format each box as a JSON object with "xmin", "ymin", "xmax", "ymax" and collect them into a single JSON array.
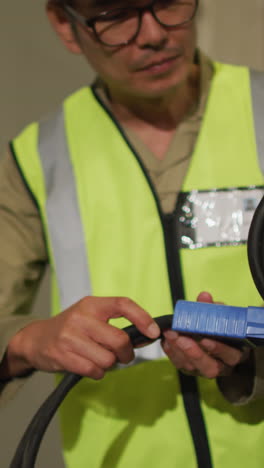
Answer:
[{"xmin": 13, "ymin": 62, "xmax": 264, "ymax": 468}]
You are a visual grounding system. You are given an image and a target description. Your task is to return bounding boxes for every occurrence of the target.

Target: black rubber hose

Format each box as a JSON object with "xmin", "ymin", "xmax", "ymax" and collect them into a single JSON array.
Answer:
[
  {"xmin": 247, "ymin": 194, "xmax": 264, "ymax": 301},
  {"xmin": 11, "ymin": 373, "xmax": 82, "ymax": 468},
  {"xmin": 10, "ymin": 315, "xmax": 173, "ymax": 468}
]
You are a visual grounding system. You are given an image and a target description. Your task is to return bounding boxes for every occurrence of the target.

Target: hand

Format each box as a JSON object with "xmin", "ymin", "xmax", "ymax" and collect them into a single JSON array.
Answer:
[
  {"xmin": 0, "ymin": 297, "xmax": 160, "ymax": 381},
  {"xmin": 162, "ymin": 292, "xmax": 250, "ymax": 379}
]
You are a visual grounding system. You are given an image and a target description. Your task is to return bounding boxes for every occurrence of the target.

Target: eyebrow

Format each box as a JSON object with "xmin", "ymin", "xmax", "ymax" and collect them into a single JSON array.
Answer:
[
  {"xmin": 88, "ymin": 0, "xmax": 133, "ymax": 8},
  {"xmin": 88, "ymin": 0, "xmax": 122, "ymax": 7}
]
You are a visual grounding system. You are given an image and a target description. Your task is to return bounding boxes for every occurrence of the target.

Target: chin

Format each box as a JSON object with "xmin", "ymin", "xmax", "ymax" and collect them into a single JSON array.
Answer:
[
  {"xmin": 132, "ymin": 75, "xmax": 186, "ymax": 99},
  {"xmin": 129, "ymin": 63, "xmax": 190, "ymax": 98}
]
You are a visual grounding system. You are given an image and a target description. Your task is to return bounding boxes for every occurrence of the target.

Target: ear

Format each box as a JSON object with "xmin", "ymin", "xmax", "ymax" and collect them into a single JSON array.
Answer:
[{"xmin": 46, "ymin": 2, "xmax": 82, "ymax": 54}]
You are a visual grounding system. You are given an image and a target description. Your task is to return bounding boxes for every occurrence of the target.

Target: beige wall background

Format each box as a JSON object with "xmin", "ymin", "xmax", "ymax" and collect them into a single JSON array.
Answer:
[{"xmin": 0, "ymin": 1, "xmax": 264, "ymax": 467}]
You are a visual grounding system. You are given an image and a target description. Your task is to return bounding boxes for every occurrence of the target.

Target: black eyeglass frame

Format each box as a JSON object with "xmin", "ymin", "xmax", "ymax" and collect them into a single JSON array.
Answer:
[{"xmin": 64, "ymin": 0, "xmax": 199, "ymax": 47}]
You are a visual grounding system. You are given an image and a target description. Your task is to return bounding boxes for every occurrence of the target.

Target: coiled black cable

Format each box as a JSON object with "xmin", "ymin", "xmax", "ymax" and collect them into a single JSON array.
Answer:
[
  {"xmin": 10, "ymin": 315, "xmax": 173, "ymax": 468},
  {"xmin": 247, "ymin": 194, "xmax": 264, "ymax": 301}
]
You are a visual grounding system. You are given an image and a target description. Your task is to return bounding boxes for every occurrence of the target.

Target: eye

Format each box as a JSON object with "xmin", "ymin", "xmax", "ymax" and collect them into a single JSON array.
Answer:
[{"xmin": 98, "ymin": 8, "xmax": 135, "ymax": 23}]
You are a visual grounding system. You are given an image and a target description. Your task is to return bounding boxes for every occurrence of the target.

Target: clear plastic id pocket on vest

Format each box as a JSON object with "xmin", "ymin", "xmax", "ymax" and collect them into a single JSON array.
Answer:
[{"xmin": 177, "ymin": 187, "xmax": 264, "ymax": 249}]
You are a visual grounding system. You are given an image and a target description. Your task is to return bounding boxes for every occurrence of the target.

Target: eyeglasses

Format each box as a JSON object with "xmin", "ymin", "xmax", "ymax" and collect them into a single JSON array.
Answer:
[{"xmin": 64, "ymin": 0, "xmax": 198, "ymax": 47}]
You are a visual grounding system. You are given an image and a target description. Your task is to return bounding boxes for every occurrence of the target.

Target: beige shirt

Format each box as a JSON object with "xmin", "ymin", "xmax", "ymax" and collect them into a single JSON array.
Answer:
[{"xmin": 0, "ymin": 52, "xmax": 263, "ymax": 405}]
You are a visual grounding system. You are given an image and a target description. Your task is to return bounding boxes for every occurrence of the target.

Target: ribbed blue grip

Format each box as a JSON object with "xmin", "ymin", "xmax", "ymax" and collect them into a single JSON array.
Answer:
[
  {"xmin": 172, "ymin": 301, "xmax": 264, "ymax": 340},
  {"xmin": 173, "ymin": 301, "xmax": 247, "ymax": 338}
]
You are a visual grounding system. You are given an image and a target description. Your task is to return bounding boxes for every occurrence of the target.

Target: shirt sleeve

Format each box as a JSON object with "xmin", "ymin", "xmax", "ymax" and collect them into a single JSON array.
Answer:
[
  {"xmin": 0, "ymin": 148, "xmax": 48, "ymax": 403},
  {"xmin": 217, "ymin": 347, "xmax": 264, "ymax": 405}
]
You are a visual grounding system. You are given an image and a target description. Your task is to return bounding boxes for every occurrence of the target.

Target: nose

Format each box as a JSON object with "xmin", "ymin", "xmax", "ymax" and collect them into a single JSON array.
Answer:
[{"xmin": 136, "ymin": 11, "xmax": 168, "ymax": 49}]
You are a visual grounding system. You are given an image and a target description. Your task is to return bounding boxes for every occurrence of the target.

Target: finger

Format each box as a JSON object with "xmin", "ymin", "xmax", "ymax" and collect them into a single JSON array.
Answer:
[
  {"xmin": 163, "ymin": 330, "xmax": 180, "ymax": 341},
  {"xmin": 197, "ymin": 291, "xmax": 214, "ymax": 303},
  {"xmin": 84, "ymin": 297, "xmax": 161, "ymax": 340},
  {"xmin": 163, "ymin": 331, "xmax": 199, "ymax": 372},
  {"xmin": 84, "ymin": 319, "xmax": 134, "ymax": 364},
  {"xmin": 63, "ymin": 334, "xmax": 118, "ymax": 369},
  {"xmin": 162, "ymin": 339, "xmax": 196, "ymax": 372},
  {"xmin": 55, "ymin": 352, "xmax": 105, "ymax": 380},
  {"xmin": 176, "ymin": 335, "xmax": 225, "ymax": 378},
  {"xmin": 163, "ymin": 336, "xmax": 231, "ymax": 378},
  {"xmin": 200, "ymin": 339, "xmax": 244, "ymax": 367},
  {"xmin": 196, "ymin": 291, "xmax": 224, "ymax": 305}
]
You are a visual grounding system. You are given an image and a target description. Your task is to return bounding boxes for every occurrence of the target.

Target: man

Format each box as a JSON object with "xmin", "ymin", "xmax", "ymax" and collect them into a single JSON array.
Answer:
[{"xmin": 1, "ymin": 0, "xmax": 264, "ymax": 467}]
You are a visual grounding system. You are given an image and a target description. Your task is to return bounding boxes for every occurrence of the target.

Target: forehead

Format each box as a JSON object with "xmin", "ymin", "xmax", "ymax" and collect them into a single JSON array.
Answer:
[{"xmin": 75, "ymin": 0, "xmax": 143, "ymax": 10}]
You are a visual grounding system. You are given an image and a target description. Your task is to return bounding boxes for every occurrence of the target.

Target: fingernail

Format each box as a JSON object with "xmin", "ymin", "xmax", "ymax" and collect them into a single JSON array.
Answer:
[
  {"xmin": 147, "ymin": 323, "xmax": 160, "ymax": 339},
  {"xmin": 177, "ymin": 337, "xmax": 193, "ymax": 351}
]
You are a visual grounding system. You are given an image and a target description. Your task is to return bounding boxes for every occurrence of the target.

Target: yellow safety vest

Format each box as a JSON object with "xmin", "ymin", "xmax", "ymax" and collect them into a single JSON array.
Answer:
[{"xmin": 13, "ymin": 62, "xmax": 264, "ymax": 468}]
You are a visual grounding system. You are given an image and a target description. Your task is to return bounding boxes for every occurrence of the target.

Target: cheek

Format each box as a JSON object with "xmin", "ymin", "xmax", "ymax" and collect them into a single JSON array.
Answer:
[
  {"xmin": 81, "ymin": 41, "xmax": 130, "ymax": 81},
  {"xmin": 172, "ymin": 25, "xmax": 197, "ymax": 54}
]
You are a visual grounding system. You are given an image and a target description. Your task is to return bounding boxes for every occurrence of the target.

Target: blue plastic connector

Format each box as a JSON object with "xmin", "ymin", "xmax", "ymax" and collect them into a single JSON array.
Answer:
[{"xmin": 172, "ymin": 301, "xmax": 264, "ymax": 346}]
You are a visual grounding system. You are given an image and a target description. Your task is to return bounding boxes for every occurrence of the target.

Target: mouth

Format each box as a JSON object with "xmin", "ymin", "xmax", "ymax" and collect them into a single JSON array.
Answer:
[{"xmin": 136, "ymin": 54, "xmax": 181, "ymax": 74}]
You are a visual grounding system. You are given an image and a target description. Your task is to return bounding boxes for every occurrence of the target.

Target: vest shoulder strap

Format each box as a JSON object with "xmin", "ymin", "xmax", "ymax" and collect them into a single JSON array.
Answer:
[{"xmin": 38, "ymin": 108, "xmax": 92, "ymax": 309}]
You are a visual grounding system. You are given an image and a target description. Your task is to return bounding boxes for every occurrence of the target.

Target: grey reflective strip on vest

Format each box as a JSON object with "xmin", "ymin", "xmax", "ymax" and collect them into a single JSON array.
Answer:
[
  {"xmin": 38, "ymin": 110, "xmax": 92, "ymax": 310},
  {"xmin": 250, "ymin": 70, "xmax": 264, "ymax": 173},
  {"xmin": 38, "ymin": 109, "xmax": 166, "ymax": 364},
  {"xmin": 38, "ymin": 111, "xmax": 164, "ymax": 364}
]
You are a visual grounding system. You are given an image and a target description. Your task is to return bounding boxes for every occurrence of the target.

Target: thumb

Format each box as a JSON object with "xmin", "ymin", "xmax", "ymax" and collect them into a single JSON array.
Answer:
[{"xmin": 197, "ymin": 291, "xmax": 214, "ymax": 303}]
